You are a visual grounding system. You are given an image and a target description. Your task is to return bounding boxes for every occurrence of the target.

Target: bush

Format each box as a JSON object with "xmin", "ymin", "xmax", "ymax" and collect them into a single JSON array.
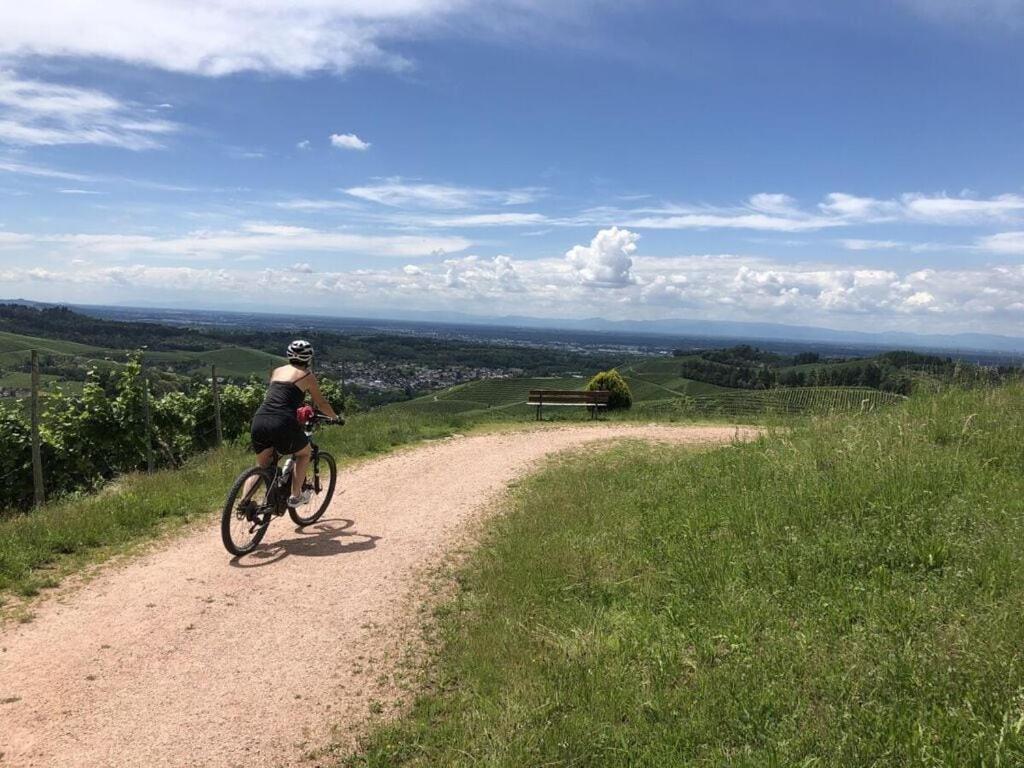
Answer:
[{"xmin": 586, "ymin": 369, "xmax": 632, "ymax": 410}]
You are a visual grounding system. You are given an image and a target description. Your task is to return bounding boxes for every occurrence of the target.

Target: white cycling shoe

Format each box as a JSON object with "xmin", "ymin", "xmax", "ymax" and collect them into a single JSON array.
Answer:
[{"xmin": 287, "ymin": 489, "xmax": 312, "ymax": 507}]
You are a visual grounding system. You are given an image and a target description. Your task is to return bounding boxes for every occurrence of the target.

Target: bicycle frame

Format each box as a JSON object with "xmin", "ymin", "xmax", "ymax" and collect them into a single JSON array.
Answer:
[{"xmin": 249, "ymin": 418, "xmax": 328, "ymax": 523}]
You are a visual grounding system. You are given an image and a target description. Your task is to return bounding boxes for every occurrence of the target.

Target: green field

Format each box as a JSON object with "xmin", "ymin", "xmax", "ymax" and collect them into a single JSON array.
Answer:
[{"xmin": 348, "ymin": 384, "xmax": 1024, "ymax": 766}]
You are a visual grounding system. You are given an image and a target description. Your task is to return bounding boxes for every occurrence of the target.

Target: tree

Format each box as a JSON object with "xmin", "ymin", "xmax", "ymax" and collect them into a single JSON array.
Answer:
[{"xmin": 586, "ymin": 369, "xmax": 632, "ymax": 410}]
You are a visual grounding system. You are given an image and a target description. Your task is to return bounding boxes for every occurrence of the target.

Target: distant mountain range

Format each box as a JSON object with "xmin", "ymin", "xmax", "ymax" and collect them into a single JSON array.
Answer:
[
  {"xmin": 342, "ymin": 308, "xmax": 1024, "ymax": 356},
  {"xmin": 6, "ymin": 298, "xmax": 1024, "ymax": 356}
]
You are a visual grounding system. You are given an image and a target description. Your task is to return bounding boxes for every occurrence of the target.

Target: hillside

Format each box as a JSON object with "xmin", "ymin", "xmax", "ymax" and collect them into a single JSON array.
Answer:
[
  {"xmin": 393, "ymin": 362, "xmax": 908, "ymax": 421},
  {"xmin": 352, "ymin": 384, "xmax": 1024, "ymax": 766}
]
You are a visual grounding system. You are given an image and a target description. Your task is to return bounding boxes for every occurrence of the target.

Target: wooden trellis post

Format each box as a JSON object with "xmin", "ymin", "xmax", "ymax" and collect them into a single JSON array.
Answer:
[
  {"xmin": 30, "ymin": 349, "xmax": 45, "ymax": 506},
  {"xmin": 211, "ymin": 365, "xmax": 223, "ymax": 447}
]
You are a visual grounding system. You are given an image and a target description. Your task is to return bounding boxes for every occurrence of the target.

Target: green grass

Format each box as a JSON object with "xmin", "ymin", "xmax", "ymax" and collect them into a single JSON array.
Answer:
[
  {"xmin": 348, "ymin": 384, "xmax": 1024, "ymax": 766},
  {"xmin": 0, "ymin": 409, "xmax": 475, "ymax": 597}
]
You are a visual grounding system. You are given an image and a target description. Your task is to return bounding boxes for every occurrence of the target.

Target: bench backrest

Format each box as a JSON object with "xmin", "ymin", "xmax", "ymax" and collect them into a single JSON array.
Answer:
[{"xmin": 528, "ymin": 389, "xmax": 611, "ymax": 404}]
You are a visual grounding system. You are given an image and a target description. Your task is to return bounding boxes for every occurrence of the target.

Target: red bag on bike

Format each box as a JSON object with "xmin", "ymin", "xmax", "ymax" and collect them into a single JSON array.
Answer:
[{"xmin": 296, "ymin": 405, "xmax": 315, "ymax": 425}]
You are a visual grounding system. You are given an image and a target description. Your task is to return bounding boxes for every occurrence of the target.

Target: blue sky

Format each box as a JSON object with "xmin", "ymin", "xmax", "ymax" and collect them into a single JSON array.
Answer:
[{"xmin": 1, "ymin": 0, "xmax": 1023, "ymax": 334}]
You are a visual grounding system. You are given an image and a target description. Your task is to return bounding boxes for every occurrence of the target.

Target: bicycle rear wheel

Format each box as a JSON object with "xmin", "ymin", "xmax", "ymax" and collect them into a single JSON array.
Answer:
[
  {"xmin": 221, "ymin": 467, "xmax": 273, "ymax": 556},
  {"xmin": 289, "ymin": 451, "xmax": 337, "ymax": 526}
]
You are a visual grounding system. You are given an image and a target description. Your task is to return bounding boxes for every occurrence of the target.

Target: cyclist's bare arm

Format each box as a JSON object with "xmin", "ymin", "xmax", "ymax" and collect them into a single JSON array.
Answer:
[{"xmin": 305, "ymin": 374, "xmax": 339, "ymax": 420}]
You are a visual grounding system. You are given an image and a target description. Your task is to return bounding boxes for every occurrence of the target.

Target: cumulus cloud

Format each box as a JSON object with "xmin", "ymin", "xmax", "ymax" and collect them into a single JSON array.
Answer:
[
  {"xmin": 4, "ymin": 246, "xmax": 1024, "ymax": 332},
  {"xmin": 0, "ymin": 70, "xmax": 178, "ymax": 149},
  {"xmin": 330, "ymin": 132, "xmax": 371, "ymax": 151},
  {"xmin": 296, "ymin": 139, "xmax": 311, "ymax": 150},
  {"xmin": 565, "ymin": 227, "xmax": 638, "ymax": 286}
]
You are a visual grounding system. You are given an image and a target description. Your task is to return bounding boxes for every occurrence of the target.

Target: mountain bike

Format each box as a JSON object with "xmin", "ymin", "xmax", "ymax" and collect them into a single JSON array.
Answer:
[{"xmin": 221, "ymin": 411, "xmax": 341, "ymax": 556}]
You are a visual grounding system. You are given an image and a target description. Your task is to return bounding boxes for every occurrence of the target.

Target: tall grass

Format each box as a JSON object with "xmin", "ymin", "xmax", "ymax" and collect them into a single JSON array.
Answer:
[
  {"xmin": 349, "ymin": 385, "xmax": 1024, "ymax": 766},
  {"xmin": 0, "ymin": 409, "xmax": 466, "ymax": 596}
]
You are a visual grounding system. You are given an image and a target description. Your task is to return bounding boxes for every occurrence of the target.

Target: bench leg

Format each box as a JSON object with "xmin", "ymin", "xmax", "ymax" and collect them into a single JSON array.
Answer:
[{"xmin": 536, "ymin": 404, "xmax": 541, "ymax": 421}]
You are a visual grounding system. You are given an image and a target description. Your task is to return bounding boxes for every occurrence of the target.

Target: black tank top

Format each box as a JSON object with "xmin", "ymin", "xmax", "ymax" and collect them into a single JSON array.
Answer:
[{"xmin": 255, "ymin": 376, "xmax": 308, "ymax": 418}]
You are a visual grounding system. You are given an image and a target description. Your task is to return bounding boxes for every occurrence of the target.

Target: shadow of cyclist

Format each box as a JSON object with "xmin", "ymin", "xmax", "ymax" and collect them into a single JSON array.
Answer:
[{"xmin": 229, "ymin": 517, "xmax": 380, "ymax": 568}]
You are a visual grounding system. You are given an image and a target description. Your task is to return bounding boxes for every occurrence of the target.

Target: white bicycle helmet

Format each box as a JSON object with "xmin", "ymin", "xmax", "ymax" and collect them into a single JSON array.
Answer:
[{"xmin": 287, "ymin": 339, "xmax": 314, "ymax": 365}]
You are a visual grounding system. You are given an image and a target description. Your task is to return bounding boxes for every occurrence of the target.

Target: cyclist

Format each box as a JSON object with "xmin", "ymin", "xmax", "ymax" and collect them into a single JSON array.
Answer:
[{"xmin": 250, "ymin": 340, "xmax": 339, "ymax": 507}]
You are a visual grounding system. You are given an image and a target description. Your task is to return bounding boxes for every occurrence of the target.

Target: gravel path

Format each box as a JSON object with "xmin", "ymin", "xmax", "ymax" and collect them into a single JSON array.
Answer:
[{"xmin": 0, "ymin": 424, "xmax": 757, "ymax": 767}]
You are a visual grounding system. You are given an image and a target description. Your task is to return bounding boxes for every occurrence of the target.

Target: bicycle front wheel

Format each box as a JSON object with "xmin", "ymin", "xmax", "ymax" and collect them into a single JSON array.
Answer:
[
  {"xmin": 222, "ymin": 467, "xmax": 273, "ymax": 556},
  {"xmin": 289, "ymin": 451, "xmax": 337, "ymax": 526}
]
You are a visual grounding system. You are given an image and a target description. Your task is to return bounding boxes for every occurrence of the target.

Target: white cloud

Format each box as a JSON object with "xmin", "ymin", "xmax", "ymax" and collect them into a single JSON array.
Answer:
[
  {"xmin": 0, "ymin": 158, "xmax": 195, "ymax": 191},
  {"xmin": 818, "ymin": 193, "xmax": 900, "ymax": 221},
  {"xmin": 292, "ymin": 262, "xmax": 314, "ymax": 273},
  {"xmin": 614, "ymin": 191, "xmax": 1024, "ymax": 233},
  {"xmin": 565, "ymin": 226, "xmax": 638, "ymax": 287},
  {"xmin": 978, "ymin": 231, "xmax": 1024, "ymax": 254},
  {"xmin": 748, "ymin": 193, "xmax": 801, "ymax": 216},
  {"xmin": 0, "ymin": 225, "xmax": 471, "ymax": 260},
  {"xmin": 0, "ymin": 1, "xmax": 621, "ymax": 78},
  {"xmin": 0, "ymin": 1, "xmax": 446, "ymax": 77},
  {"xmin": 343, "ymin": 179, "xmax": 539, "ymax": 209},
  {"xmin": 0, "ymin": 70, "xmax": 178, "ymax": 149},
  {"xmin": 840, "ymin": 239, "xmax": 904, "ymax": 251},
  {"xmin": 0, "ymin": 159, "xmax": 93, "ymax": 181},
  {"xmin": 901, "ymin": 193, "xmax": 1024, "ymax": 223},
  {"xmin": 296, "ymin": 139, "xmax": 311, "ymax": 150},
  {"xmin": 410, "ymin": 212, "xmax": 550, "ymax": 227},
  {"xmin": 275, "ymin": 198, "xmax": 364, "ymax": 212},
  {"xmin": 4, "ymin": 253, "xmax": 1023, "ymax": 334},
  {"xmin": 330, "ymin": 133, "xmax": 371, "ymax": 151}
]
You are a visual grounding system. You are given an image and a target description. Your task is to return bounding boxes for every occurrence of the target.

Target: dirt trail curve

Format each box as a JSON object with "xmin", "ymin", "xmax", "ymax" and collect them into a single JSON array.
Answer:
[{"xmin": 0, "ymin": 424, "xmax": 756, "ymax": 768}]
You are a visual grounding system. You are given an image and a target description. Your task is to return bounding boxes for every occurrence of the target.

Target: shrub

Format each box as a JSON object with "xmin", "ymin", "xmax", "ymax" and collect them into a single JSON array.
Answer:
[{"xmin": 586, "ymin": 369, "xmax": 632, "ymax": 410}]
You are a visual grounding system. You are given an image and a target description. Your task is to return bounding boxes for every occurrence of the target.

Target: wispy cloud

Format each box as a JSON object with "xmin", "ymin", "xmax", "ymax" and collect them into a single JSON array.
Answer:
[
  {"xmin": 0, "ymin": 158, "xmax": 196, "ymax": 192},
  {"xmin": 0, "ymin": 1, "xmax": 629, "ymax": 78},
  {"xmin": 978, "ymin": 231, "xmax": 1024, "ymax": 255},
  {"xmin": 840, "ymin": 239, "xmax": 905, "ymax": 251},
  {"xmin": 0, "ymin": 225, "xmax": 471, "ymax": 260},
  {"xmin": 608, "ymin": 191, "xmax": 1024, "ymax": 233},
  {"xmin": 343, "ymin": 179, "xmax": 541, "ymax": 209},
  {"xmin": 0, "ymin": 71, "xmax": 179, "ymax": 150}
]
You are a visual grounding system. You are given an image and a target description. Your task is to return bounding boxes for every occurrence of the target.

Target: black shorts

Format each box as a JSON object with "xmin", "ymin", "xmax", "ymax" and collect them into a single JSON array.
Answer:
[{"xmin": 251, "ymin": 414, "xmax": 309, "ymax": 455}]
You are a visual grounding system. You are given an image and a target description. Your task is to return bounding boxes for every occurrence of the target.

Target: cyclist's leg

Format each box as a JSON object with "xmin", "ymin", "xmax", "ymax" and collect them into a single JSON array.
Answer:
[
  {"xmin": 255, "ymin": 447, "xmax": 275, "ymax": 468},
  {"xmin": 290, "ymin": 443, "xmax": 312, "ymax": 498}
]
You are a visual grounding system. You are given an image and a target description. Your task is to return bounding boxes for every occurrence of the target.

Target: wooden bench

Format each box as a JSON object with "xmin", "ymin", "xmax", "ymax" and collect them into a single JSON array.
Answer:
[{"xmin": 527, "ymin": 389, "xmax": 611, "ymax": 420}]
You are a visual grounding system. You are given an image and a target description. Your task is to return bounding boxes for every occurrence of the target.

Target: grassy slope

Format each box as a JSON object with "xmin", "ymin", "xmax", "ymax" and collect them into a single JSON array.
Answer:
[
  {"xmin": 0, "ymin": 328, "xmax": 282, "ymax": 381},
  {"xmin": 349, "ymin": 385, "xmax": 1024, "ymax": 766},
  {"xmin": 0, "ymin": 410, "xmax": 474, "ymax": 599},
  {"xmin": 0, "ymin": 329, "xmax": 106, "ymax": 357}
]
